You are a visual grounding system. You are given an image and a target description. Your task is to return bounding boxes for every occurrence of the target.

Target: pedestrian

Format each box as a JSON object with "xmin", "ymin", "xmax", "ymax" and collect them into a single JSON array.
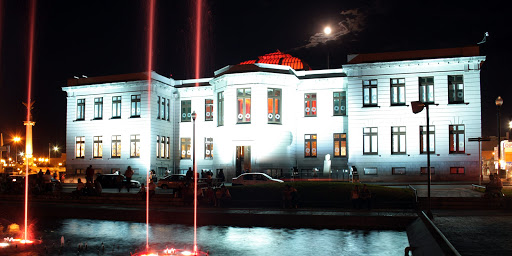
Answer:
[
  {"xmin": 282, "ymin": 184, "xmax": 298, "ymax": 208},
  {"xmin": 186, "ymin": 167, "xmax": 193, "ymax": 184},
  {"xmin": 124, "ymin": 166, "xmax": 134, "ymax": 192},
  {"xmin": 360, "ymin": 184, "xmax": 372, "ymax": 210},
  {"xmin": 351, "ymin": 185, "xmax": 360, "ymax": 209},
  {"xmin": 138, "ymin": 183, "xmax": 146, "ymax": 200},
  {"xmin": 215, "ymin": 185, "xmax": 231, "ymax": 207},
  {"xmin": 217, "ymin": 170, "xmax": 225, "ymax": 182},
  {"xmin": 53, "ymin": 171, "xmax": 58, "ymax": 180},
  {"xmin": 94, "ymin": 179, "xmax": 103, "ymax": 196},
  {"xmin": 85, "ymin": 165, "xmax": 94, "ymax": 183},
  {"xmin": 148, "ymin": 180, "xmax": 156, "ymax": 199}
]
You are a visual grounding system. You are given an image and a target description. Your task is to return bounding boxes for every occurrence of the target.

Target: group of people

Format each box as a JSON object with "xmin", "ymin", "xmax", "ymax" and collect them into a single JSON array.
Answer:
[
  {"xmin": 350, "ymin": 184, "xmax": 372, "ymax": 210},
  {"xmin": 137, "ymin": 179, "xmax": 157, "ymax": 200},
  {"xmin": 484, "ymin": 173, "xmax": 504, "ymax": 198},
  {"xmin": 74, "ymin": 178, "xmax": 102, "ymax": 198}
]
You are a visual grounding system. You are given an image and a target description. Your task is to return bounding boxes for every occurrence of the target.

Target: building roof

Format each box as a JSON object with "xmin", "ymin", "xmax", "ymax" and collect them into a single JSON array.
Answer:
[
  {"xmin": 347, "ymin": 46, "xmax": 480, "ymax": 64},
  {"xmin": 65, "ymin": 71, "xmax": 172, "ymax": 87},
  {"xmin": 240, "ymin": 50, "xmax": 311, "ymax": 71}
]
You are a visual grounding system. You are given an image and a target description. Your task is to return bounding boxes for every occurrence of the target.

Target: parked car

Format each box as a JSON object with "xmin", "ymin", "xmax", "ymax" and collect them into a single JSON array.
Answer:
[
  {"xmin": 157, "ymin": 174, "xmax": 186, "ymax": 189},
  {"xmin": 232, "ymin": 173, "xmax": 284, "ymax": 186},
  {"xmin": 95, "ymin": 174, "xmax": 141, "ymax": 188}
]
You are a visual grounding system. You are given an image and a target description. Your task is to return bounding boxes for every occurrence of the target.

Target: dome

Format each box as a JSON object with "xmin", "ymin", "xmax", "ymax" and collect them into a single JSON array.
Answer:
[{"xmin": 240, "ymin": 50, "xmax": 311, "ymax": 71}]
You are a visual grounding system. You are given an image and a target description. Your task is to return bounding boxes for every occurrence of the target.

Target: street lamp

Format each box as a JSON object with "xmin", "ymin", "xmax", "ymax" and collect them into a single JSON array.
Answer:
[
  {"xmin": 411, "ymin": 100, "xmax": 436, "ymax": 219},
  {"xmin": 324, "ymin": 26, "xmax": 332, "ymax": 69},
  {"xmin": 191, "ymin": 110, "xmax": 197, "ymax": 253},
  {"xmin": 496, "ymin": 96, "xmax": 503, "ymax": 177},
  {"xmin": 13, "ymin": 137, "xmax": 21, "ymax": 164}
]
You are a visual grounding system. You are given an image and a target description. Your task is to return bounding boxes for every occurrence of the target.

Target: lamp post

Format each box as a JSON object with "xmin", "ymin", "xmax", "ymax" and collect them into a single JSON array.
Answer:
[
  {"xmin": 191, "ymin": 110, "xmax": 197, "ymax": 253},
  {"xmin": 324, "ymin": 26, "xmax": 331, "ymax": 69},
  {"xmin": 411, "ymin": 101, "xmax": 436, "ymax": 219},
  {"xmin": 13, "ymin": 137, "xmax": 21, "ymax": 164},
  {"xmin": 496, "ymin": 96, "xmax": 503, "ymax": 177}
]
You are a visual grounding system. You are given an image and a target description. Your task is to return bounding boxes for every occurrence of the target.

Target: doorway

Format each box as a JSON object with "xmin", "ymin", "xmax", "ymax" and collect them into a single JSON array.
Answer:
[{"xmin": 236, "ymin": 146, "xmax": 251, "ymax": 176}]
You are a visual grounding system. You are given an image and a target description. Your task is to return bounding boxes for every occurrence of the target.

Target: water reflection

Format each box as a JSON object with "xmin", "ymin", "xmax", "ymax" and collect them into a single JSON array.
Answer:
[{"xmin": 31, "ymin": 219, "xmax": 408, "ymax": 256}]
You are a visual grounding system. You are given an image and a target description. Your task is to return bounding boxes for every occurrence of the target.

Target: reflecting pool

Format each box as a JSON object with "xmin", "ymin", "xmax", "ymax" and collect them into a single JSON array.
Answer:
[{"xmin": 7, "ymin": 219, "xmax": 409, "ymax": 255}]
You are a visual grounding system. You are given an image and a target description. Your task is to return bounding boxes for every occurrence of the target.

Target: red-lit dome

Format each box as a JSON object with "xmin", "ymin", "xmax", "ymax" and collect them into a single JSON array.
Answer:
[{"xmin": 240, "ymin": 50, "xmax": 311, "ymax": 71}]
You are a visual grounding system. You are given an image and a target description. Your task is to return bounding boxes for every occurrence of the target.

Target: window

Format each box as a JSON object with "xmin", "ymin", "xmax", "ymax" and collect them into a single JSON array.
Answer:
[
  {"xmin": 131, "ymin": 95, "xmax": 141, "ymax": 117},
  {"xmin": 333, "ymin": 133, "xmax": 347, "ymax": 157},
  {"xmin": 218, "ymin": 92, "xmax": 224, "ymax": 126},
  {"xmin": 392, "ymin": 167, "xmax": 406, "ymax": 175},
  {"xmin": 363, "ymin": 80, "xmax": 378, "ymax": 106},
  {"xmin": 391, "ymin": 126, "xmax": 406, "ymax": 154},
  {"xmin": 421, "ymin": 167, "xmax": 435, "ymax": 175},
  {"xmin": 75, "ymin": 136, "xmax": 85, "ymax": 158},
  {"xmin": 181, "ymin": 138, "xmax": 191, "ymax": 159},
  {"xmin": 76, "ymin": 99, "xmax": 85, "ymax": 120},
  {"xmin": 304, "ymin": 93, "xmax": 317, "ymax": 117},
  {"xmin": 161, "ymin": 97, "xmax": 166, "ymax": 120},
  {"xmin": 160, "ymin": 136, "xmax": 165, "ymax": 158},
  {"xmin": 448, "ymin": 75, "xmax": 464, "ymax": 104},
  {"xmin": 112, "ymin": 96, "xmax": 122, "ymax": 118},
  {"xmin": 166, "ymin": 98, "xmax": 171, "ymax": 121},
  {"xmin": 419, "ymin": 77, "xmax": 434, "ymax": 103},
  {"xmin": 166, "ymin": 137, "xmax": 170, "ymax": 159},
  {"xmin": 364, "ymin": 167, "xmax": 378, "ymax": 175},
  {"xmin": 391, "ymin": 78, "xmax": 406, "ymax": 106},
  {"xmin": 181, "ymin": 100, "xmax": 191, "ymax": 122},
  {"xmin": 450, "ymin": 167, "xmax": 465, "ymax": 174},
  {"xmin": 363, "ymin": 127, "xmax": 378, "ymax": 155},
  {"xmin": 93, "ymin": 136, "xmax": 103, "ymax": 158},
  {"xmin": 94, "ymin": 97, "xmax": 103, "ymax": 119},
  {"xmin": 130, "ymin": 134, "xmax": 140, "ymax": 158},
  {"xmin": 205, "ymin": 99, "xmax": 214, "ymax": 121},
  {"xmin": 157, "ymin": 96, "xmax": 161, "ymax": 119},
  {"xmin": 333, "ymin": 91, "xmax": 346, "ymax": 116},
  {"xmin": 268, "ymin": 88, "xmax": 282, "ymax": 124},
  {"xmin": 205, "ymin": 137, "xmax": 213, "ymax": 159},
  {"xmin": 449, "ymin": 125, "xmax": 465, "ymax": 153},
  {"xmin": 304, "ymin": 134, "xmax": 317, "ymax": 158},
  {"xmin": 237, "ymin": 88, "xmax": 251, "ymax": 123},
  {"xmin": 156, "ymin": 135, "xmax": 160, "ymax": 158},
  {"xmin": 111, "ymin": 135, "xmax": 121, "ymax": 158},
  {"xmin": 420, "ymin": 125, "xmax": 435, "ymax": 154}
]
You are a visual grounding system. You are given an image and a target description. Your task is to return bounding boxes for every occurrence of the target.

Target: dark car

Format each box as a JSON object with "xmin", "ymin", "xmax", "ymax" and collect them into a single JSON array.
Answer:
[{"xmin": 95, "ymin": 174, "xmax": 141, "ymax": 188}]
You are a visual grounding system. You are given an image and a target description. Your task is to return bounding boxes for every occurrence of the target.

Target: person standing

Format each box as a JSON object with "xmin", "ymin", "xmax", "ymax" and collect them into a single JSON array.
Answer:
[
  {"xmin": 351, "ymin": 185, "xmax": 360, "ymax": 209},
  {"xmin": 124, "ymin": 166, "xmax": 134, "ymax": 192},
  {"xmin": 360, "ymin": 184, "xmax": 372, "ymax": 210},
  {"xmin": 85, "ymin": 165, "xmax": 94, "ymax": 183}
]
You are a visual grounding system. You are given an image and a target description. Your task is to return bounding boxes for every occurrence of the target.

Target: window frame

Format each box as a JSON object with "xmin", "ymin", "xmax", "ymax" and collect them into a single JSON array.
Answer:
[
  {"xmin": 420, "ymin": 125, "xmax": 435, "ymax": 154},
  {"xmin": 111, "ymin": 135, "xmax": 121, "ymax": 158},
  {"xmin": 304, "ymin": 93, "xmax": 317, "ymax": 117},
  {"xmin": 268, "ymin": 88, "xmax": 282, "ymax": 124},
  {"xmin": 363, "ymin": 127, "xmax": 378, "ymax": 155},
  {"xmin": 333, "ymin": 133, "xmax": 347, "ymax": 157},
  {"xmin": 237, "ymin": 88, "xmax": 252, "ymax": 124},
  {"xmin": 205, "ymin": 99, "xmax": 214, "ymax": 121},
  {"xmin": 420, "ymin": 167, "xmax": 435, "ymax": 175},
  {"xmin": 390, "ymin": 78, "xmax": 406, "ymax": 106},
  {"xmin": 130, "ymin": 134, "xmax": 140, "ymax": 158},
  {"xmin": 363, "ymin": 79, "xmax": 378, "ymax": 107},
  {"xmin": 112, "ymin": 96, "xmax": 122, "ymax": 119},
  {"xmin": 450, "ymin": 167, "xmax": 465, "ymax": 174},
  {"xmin": 217, "ymin": 92, "xmax": 224, "ymax": 126},
  {"xmin": 76, "ymin": 99, "xmax": 85, "ymax": 120},
  {"xmin": 304, "ymin": 134, "xmax": 317, "ymax": 158},
  {"xmin": 93, "ymin": 136, "xmax": 103, "ymax": 158},
  {"xmin": 449, "ymin": 124, "xmax": 465, "ymax": 154},
  {"xmin": 181, "ymin": 100, "xmax": 192, "ymax": 122},
  {"xmin": 75, "ymin": 136, "xmax": 85, "ymax": 158},
  {"xmin": 131, "ymin": 95, "xmax": 141, "ymax": 118},
  {"xmin": 391, "ymin": 126, "xmax": 406, "ymax": 155},
  {"xmin": 448, "ymin": 75, "xmax": 464, "ymax": 104},
  {"xmin": 333, "ymin": 91, "xmax": 347, "ymax": 116},
  {"xmin": 419, "ymin": 77, "xmax": 435, "ymax": 104},
  {"xmin": 94, "ymin": 97, "xmax": 103, "ymax": 119},
  {"xmin": 181, "ymin": 138, "xmax": 192, "ymax": 159},
  {"xmin": 205, "ymin": 137, "xmax": 213, "ymax": 159},
  {"xmin": 392, "ymin": 167, "xmax": 406, "ymax": 175}
]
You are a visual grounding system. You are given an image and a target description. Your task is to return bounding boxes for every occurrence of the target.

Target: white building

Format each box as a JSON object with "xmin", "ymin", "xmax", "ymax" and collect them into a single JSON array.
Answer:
[{"xmin": 62, "ymin": 47, "xmax": 486, "ymax": 182}]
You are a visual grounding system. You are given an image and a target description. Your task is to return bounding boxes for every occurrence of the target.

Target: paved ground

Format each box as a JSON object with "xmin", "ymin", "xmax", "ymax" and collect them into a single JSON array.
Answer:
[{"xmin": 408, "ymin": 184, "xmax": 483, "ymax": 197}]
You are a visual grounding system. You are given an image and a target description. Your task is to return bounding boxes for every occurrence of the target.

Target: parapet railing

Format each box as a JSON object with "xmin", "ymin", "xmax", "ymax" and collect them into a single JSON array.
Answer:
[
  {"xmin": 419, "ymin": 211, "xmax": 461, "ymax": 256},
  {"xmin": 471, "ymin": 184, "xmax": 486, "ymax": 190},
  {"xmin": 407, "ymin": 185, "xmax": 418, "ymax": 203}
]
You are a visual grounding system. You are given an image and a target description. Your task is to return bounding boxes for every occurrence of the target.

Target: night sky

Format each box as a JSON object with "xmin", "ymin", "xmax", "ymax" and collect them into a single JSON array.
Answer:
[{"xmin": 0, "ymin": 0, "xmax": 510, "ymax": 155}]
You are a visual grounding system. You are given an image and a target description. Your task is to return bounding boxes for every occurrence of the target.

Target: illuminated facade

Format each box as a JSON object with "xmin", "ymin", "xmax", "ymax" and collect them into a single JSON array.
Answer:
[{"xmin": 63, "ymin": 47, "xmax": 485, "ymax": 182}]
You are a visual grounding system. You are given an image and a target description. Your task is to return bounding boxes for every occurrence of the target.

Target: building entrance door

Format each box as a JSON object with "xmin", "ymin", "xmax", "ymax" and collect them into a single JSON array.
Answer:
[{"xmin": 236, "ymin": 146, "xmax": 251, "ymax": 176}]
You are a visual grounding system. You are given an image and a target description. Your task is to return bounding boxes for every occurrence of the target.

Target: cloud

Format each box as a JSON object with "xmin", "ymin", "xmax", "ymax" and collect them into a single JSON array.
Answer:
[{"xmin": 297, "ymin": 9, "xmax": 366, "ymax": 50}]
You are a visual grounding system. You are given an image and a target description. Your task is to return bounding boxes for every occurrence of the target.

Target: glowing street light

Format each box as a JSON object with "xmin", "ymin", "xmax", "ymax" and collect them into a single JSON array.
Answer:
[
  {"xmin": 496, "ymin": 96, "xmax": 503, "ymax": 177},
  {"xmin": 13, "ymin": 136, "xmax": 21, "ymax": 164}
]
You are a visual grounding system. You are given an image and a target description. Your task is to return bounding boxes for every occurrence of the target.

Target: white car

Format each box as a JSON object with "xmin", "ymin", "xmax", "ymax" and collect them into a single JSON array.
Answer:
[{"xmin": 232, "ymin": 173, "xmax": 284, "ymax": 186}]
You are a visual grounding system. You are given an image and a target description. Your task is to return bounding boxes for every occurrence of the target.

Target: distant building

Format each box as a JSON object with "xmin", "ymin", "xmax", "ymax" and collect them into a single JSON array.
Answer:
[{"xmin": 62, "ymin": 47, "xmax": 486, "ymax": 182}]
